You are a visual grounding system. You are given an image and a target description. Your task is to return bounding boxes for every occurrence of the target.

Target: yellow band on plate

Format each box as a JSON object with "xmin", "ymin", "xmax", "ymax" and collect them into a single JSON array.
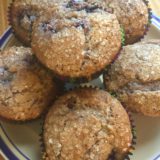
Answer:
[{"xmin": 150, "ymin": 0, "xmax": 160, "ymax": 16}]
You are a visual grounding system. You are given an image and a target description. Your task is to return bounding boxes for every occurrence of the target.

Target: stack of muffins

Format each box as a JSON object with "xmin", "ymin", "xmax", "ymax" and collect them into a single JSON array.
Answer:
[{"xmin": 0, "ymin": 0, "xmax": 155, "ymax": 159}]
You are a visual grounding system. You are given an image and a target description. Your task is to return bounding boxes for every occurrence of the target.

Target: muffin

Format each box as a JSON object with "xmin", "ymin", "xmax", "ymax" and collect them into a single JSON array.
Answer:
[
  {"xmin": 60, "ymin": 0, "xmax": 149, "ymax": 44},
  {"xmin": 0, "ymin": 46, "xmax": 62, "ymax": 121},
  {"xmin": 104, "ymin": 40, "xmax": 160, "ymax": 117},
  {"xmin": 43, "ymin": 88, "xmax": 133, "ymax": 160},
  {"xmin": 102, "ymin": 0, "xmax": 149, "ymax": 44},
  {"xmin": 9, "ymin": 0, "xmax": 66, "ymax": 46},
  {"xmin": 32, "ymin": 7, "xmax": 121, "ymax": 82}
]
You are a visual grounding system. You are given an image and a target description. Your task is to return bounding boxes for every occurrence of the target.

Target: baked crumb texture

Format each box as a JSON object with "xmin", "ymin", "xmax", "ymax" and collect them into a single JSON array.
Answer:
[
  {"xmin": 101, "ymin": 0, "xmax": 149, "ymax": 44},
  {"xmin": 8, "ymin": 0, "xmax": 65, "ymax": 46},
  {"xmin": 104, "ymin": 40, "xmax": 160, "ymax": 117},
  {"xmin": 43, "ymin": 88, "xmax": 133, "ymax": 160},
  {"xmin": 0, "ymin": 46, "xmax": 60, "ymax": 121},
  {"xmin": 9, "ymin": 0, "xmax": 149, "ymax": 46},
  {"xmin": 71, "ymin": 0, "xmax": 149, "ymax": 44},
  {"xmin": 32, "ymin": 6, "xmax": 121, "ymax": 81}
]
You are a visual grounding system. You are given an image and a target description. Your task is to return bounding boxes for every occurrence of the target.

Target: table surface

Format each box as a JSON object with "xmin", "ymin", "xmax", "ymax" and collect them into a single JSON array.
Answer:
[{"xmin": 0, "ymin": 0, "xmax": 12, "ymax": 36}]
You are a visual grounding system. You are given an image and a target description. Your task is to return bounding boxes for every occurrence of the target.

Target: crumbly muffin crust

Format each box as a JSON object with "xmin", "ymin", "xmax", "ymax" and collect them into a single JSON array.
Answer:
[
  {"xmin": 57, "ymin": 0, "xmax": 149, "ymax": 44},
  {"xmin": 103, "ymin": 0, "xmax": 149, "ymax": 44},
  {"xmin": 43, "ymin": 88, "xmax": 132, "ymax": 160},
  {"xmin": 9, "ymin": 0, "xmax": 66, "ymax": 46},
  {"xmin": 104, "ymin": 40, "xmax": 160, "ymax": 116},
  {"xmin": 0, "ymin": 46, "xmax": 61, "ymax": 121},
  {"xmin": 32, "ymin": 7, "xmax": 121, "ymax": 80},
  {"xmin": 10, "ymin": 0, "xmax": 148, "ymax": 46}
]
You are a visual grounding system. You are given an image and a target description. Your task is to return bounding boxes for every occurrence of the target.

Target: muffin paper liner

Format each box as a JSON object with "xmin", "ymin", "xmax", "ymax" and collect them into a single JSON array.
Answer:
[
  {"xmin": 144, "ymin": 0, "xmax": 152, "ymax": 31},
  {"xmin": 144, "ymin": 0, "xmax": 152, "ymax": 25},
  {"xmin": 8, "ymin": 0, "xmax": 31, "ymax": 46},
  {"xmin": 137, "ymin": 0, "xmax": 152, "ymax": 43},
  {"xmin": 121, "ymin": 26, "xmax": 126, "ymax": 46},
  {"xmin": 7, "ymin": 1, "xmax": 13, "ymax": 26},
  {"xmin": 39, "ymin": 85, "xmax": 136, "ymax": 160},
  {"xmin": 124, "ymin": 110, "xmax": 136, "ymax": 160},
  {"xmin": 50, "ymin": 67, "xmax": 106, "ymax": 84}
]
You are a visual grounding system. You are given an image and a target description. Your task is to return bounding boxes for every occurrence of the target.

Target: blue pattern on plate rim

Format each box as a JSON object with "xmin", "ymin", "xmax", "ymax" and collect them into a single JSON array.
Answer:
[
  {"xmin": 0, "ymin": 27, "xmax": 12, "ymax": 49},
  {"xmin": 0, "ymin": 123, "xmax": 30, "ymax": 160},
  {"xmin": 0, "ymin": 12, "xmax": 160, "ymax": 160},
  {"xmin": 0, "ymin": 136, "xmax": 19, "ymax": 160},
  {"xmin": 154, "ymin": 154, "xmax": 160, "ymax": 160},
  {"xmin": 152, "ymin": 13, "xmax": 160, "ymax": 30}
]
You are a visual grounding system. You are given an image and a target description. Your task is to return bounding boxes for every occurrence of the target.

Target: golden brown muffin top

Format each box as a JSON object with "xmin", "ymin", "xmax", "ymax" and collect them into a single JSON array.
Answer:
[
  {"xmin": 32, "ymin": 7, "xmax": 121, "ymax": 79},
  {"xmin": 44, "ymin": 88, "xmax": 132, "ymax": 160},
  {"xmin": 0, "ymin": 46, "xmax": 58, "ymax": 121},
  {"xmin": 104, "ymin": 40, "xmax": 160, "ymax": 91},
  {"xmin": 50, "ymin": 0, "xmax": 148, "ymax": 44}
]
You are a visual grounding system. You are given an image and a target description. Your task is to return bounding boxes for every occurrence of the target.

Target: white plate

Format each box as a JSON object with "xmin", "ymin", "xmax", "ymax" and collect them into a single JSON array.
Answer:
[{"xmin": 0, "ymin": 25, "xmax": 160, "ymax": 160}]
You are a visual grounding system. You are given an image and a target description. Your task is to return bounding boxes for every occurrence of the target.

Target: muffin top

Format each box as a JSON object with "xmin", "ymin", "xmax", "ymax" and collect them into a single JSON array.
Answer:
[
  {"xmin": 91, "ymin": 0, "xmax": 149, "ymax": 44},
  {"xmin": 10, "ymin": 0, "xmax": 66, "ymax": 45},
  {"xmin": 44, "ymin": 88, "xmax": 132, "ymax": 160},
  {"xmin": 11, "ymin": 0, "xmax": 65, "ymax": 9},
  {"xmin": 0, "ymin": 46, "xmax": 59, "ymax": 121},
  {"xmin": 54, "ymin": 0, "xmax": 149, "ymax": 44},
  {"xmin": 104, "ymin": 40, "xmax": 160, "ymax": 117},
  {"xmin": 32, "ymin": 7, "xmax": 121, "ymax": 79},
  {"xmin": 104, "ymin": 40, "xmax": 160, "ymax": 91}
]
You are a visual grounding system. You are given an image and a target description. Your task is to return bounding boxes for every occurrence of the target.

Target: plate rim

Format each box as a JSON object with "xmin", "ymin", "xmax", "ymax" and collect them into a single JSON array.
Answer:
[{"xmin": 0, "ymin": 122, "xmax": 30, "ymax": 160}]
